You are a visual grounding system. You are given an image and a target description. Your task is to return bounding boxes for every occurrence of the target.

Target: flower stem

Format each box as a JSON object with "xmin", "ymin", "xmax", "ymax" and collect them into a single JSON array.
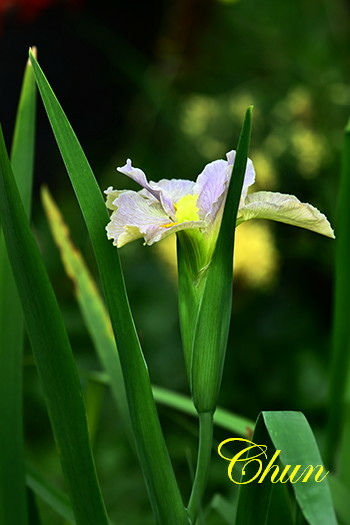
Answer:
[{"xmin": 187, "ymin": 411, "xmax": 214, "ymax": 523}]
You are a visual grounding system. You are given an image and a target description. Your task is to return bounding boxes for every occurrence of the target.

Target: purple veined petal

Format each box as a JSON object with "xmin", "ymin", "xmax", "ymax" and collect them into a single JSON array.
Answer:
[
  {"xmin": 194, "ymin": 159, "xmax": 231, "ymax": 222},
  {"xmin": 194, "ymin": 150, "xmax": 256, "ymax": 224},
  {"xmin": 105, "ymin": 190, "xmax": 206, "ymax": 247},
  {"xmin": 117, "ymin": 159, "xmax": 154, "ymax": 194},
  {"xmin": 106, "ymin": 190, "xmax": 170, "ymax": 247},
  {"xmin": 237, "ymin": 191, "xmax": 335, "ymax": 238},
  {"xmin": 104, "ymin": 186, "xmax": 129, "ymax": 210},
  {"xmin": 226, "ymin": 150, "xmax": 256, "ymax": 200},
  {"xmin": 144, "ymin": 219, "xmax": 207, "ymax": 245},
  {"xmin": 155, "ymin": 178, "xmax": 196, "ymax": 202},
  {"xmin": 140, "ymin": 179, "xmax": 196, "ymax": 219},
  {"xmin": 117, "ymin": 159, "xmax": 176, "ymax": 217}
]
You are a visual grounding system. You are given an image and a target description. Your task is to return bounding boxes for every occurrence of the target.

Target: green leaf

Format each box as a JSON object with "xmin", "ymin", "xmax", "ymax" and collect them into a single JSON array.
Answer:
[
  {"xmin": 26, "ymin": 487, "xmax": 42, "ymax": 525},
  {"xmin": 29, "ymin": 50, "xmax": 187, "ymax": 524},
  {"xmin": 328, "ymin": 474, "xmax": 350, "ymax": 525},
  {"xmin": 208, "ymin": 494, "xmax": 236, "ymax": 524},
  {"xmin": 91, "ymin": 371, "xmax": 255, "ymax": 436},
  {"xmin": 153, "ymin": 384, "xmax": 254, "ymax": 437},
  {"xmin": 0, "ymin": 51, "xmax": 36, "ymax": 525},
  {"xmin": 26, "ymin": 465, "xmax": 75, "ymax": 524},
  {"xmin": 191, "ymin": 107, "xmax": 253, "ymax": 413},
  {"xmin": 41, "ymin": 187, "xmax": 131, "ymax": 436},
  {"xmin": 0, "ymin": 129, "xmax": 108, "ymax": 525},
  {"xmin": 327, "ymin": 118, "xmax": 350, "ymax": 477},
  {"xmin": 234, "ymin": 411, "xmax": 337, "ymax": 525}
]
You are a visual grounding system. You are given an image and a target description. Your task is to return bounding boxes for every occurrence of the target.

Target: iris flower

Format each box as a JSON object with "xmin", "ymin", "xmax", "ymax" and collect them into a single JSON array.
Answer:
[{"xmin": 105, "ymin": 151, "xmax": 334, "ymax": 260}]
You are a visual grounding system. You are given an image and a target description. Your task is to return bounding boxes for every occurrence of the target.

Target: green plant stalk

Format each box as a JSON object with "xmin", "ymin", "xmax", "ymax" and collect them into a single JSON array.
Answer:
[
  {"xmin": 326, "ymin": 118, "xmax": 350, "ymax": 469},
  {"xmin": 41, "ymin": 187, "xmax": 132, "ymax": 437},
  {"xmin": 187, "ymin": 412, "xmax": 213, "ymax": 523},
  {"xmin": 190, "ymin": 107, "xmax": 253, "ymax": 413},
  {"xmin": 29, "ymin": 50, "xmax": 188, "ymax": 524},
  {"xmin": 0, "ymin": 53, "xmax": 36, "ymax": 525},
  {"xmin": 0, "ymin": 128, "xmax": 109, "ymax": 525}
]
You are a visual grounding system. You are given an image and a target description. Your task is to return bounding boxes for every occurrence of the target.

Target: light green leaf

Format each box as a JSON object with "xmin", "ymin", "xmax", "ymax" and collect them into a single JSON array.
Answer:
[
  {"xmin": 190, "ymin": 107, "xmax": 253, "ymax": 413},
  {"xmin": 153, "ymin": 385, "xmax": 254, "ymax": 436},
  {"xmin": 0, "ymin": 128, "xmax": 109, "ymax": 525},
  {"xmin": 0, "ymin": 51, "xmax": 36, "ymax": 525},
  {"xmin": 26, "ymin": 466, "xmax": 75, "ymax": 524},
  {"xmin": 29, "ymin": 50, "xmax": 187, "ymax": 524},
  {"xmin": 234, "ymin": 411, "xmax": 337, "ymax": 525},
  {"xmin": 41, "ymin": 187, "xmax": 131, "ymax": 435},
  {"xmin": 328, "ymin": 474, "xmax": 350, "ymax": 525},
  {"xmin": 327, "ymin": 118, "xmax": 350, "ymax": 479}
]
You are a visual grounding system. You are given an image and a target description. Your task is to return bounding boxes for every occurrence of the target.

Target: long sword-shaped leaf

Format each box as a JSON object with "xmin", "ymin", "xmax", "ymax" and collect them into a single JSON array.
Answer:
[
  {"xmin": 234, "ymin": 411, "xmax": 337, "ymax": 525},
  {"xmin": 0, "ymin": 52, "xmax": 36, "ymax": 525},
  {"xmin": 41, "ymin": 187, "xmax": 131, "ymax": 435},
  {"xmin": 26, "ymin": 466, "xmax": 75, "ymax": 524},
  {"xmin": 327, "ymin": 119, "xmax": 350, "ymax": 476},
  {"xmin": 153, "ymin": 385, "xmax": 254, "ymax": 436},
  {"xmin": 29, "ymin": 51, "xmax": 187, "ymax": 524},
  {"xmin": 187, "ymin": 107, "xmax": 253, "ymax": 414},
  {"xmin": 41, "ymin": 187, "xmax": 254, "ymax": 440},
  {"xmin": 0, "ymin": 129, "xmax": 109, "ymax": 525}
]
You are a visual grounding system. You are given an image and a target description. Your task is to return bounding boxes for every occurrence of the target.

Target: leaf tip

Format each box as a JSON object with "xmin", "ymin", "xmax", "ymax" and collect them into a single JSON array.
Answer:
[{"xmin": 28, "ymin": 46, "xmax": 37, "ymax": 65}]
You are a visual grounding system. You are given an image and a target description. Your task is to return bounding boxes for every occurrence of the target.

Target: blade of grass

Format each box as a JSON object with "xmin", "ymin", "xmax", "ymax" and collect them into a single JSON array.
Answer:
[
  {"xmin": 0, "ymin": 129, "xmax": 109, "ymax": 525},
  {"xmin": 26, "ymin": 465, "xmax": 75, "ymax": 524},
  {"xmin": 234, "ymin": 411, "xmax": 337, "ymax": 525},
  {"xmin": 92, "ymin": 370, "xmax": 254, "ymax": 436},
  {"xmin": 264, "ymin": 412, "xmax": 337, "ymax": 525},
  {"xmin": 26, "ymin": 487, "xmax": 42, "ymax": 525},
  {"xmin": 327, "ymin": 118, "xmax": 350, "ymax": 476},
  {"xmin": 328, "ymin": 474, "xmax": 350, "ymax": 525},
  {"xmin": 29, "ymin": 50, "xmax": 188, "ymax": 524},
  {"xmin": 85, "ymin": 377, "xmax": 105, "ymax": 448},
  {"xmin": 0, "ymin": 51, "xmax": 36, "ymax": 525},
  {"xmin": 41, "ymin": 187, "xmax": 255, "ymax": 440},
  {"xmin": 190, "ymin": 107, "xmax": 253, "ymax": 413},
  {"xmin": 41, "ymin": 187, "xmax": 131, "ymax": 435},
  {"xmin": 153, "ymin": 385, "xmax": 254, "ymax": 437}
]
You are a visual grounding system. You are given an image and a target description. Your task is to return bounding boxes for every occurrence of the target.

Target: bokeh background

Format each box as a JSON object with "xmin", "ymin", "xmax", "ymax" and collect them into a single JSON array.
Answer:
[{"xmin": 1, "ymin": 0, "xmax": 349, "ymax": 522}]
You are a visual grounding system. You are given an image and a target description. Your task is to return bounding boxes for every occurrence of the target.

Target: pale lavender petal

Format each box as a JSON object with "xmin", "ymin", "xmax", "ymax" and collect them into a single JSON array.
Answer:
[
  {"xmin": 237, "ymin": 191, "xmax": 335, "ymax": 238},
  {"xmin": 104, "ymin": 186, "xmax": 128, "ymax": 210},
  {"xmin": 194, "ymin": 159, "xmax": 230, "ymax": 221},
  {"xmin": 144, "ymin": 219, "xmax": 206, "ymax": 245},
  {"xmin": 117, "ymin": 159, "xmax": 154, "ymax": 194},
  {"xmin": 106, "ymin": 190, "xmax": 205, "ymax": 247},
  {"xmin": 155, "ymin": 178, "xmax": 196, "ymax": 201},
  {"xmin": 117, "ymin": 159, "xmax": 176, "ymax": 217},
  {"xmin": 194, "ymin": 150, "xmax": 256, "ymax": 222},
  {"xmin": 226, "ymin": 150, "xmax": 256, "ymax": 200},
  {"xmin": 147, "ymin": 179, "xmax": 196, "ymax": 218}
]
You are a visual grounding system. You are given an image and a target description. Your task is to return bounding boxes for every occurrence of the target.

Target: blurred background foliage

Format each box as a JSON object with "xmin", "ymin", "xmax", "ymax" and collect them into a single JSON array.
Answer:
[{"xmin": 1, "ymin": 0, "xmax": 349, "ymax": 522}]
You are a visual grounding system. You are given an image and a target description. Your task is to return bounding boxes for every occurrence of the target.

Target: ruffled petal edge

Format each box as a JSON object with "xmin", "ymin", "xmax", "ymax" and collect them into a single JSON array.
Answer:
[{"xmin": 237, "ymin": 191, "xmax": 335, "ymax": 238}]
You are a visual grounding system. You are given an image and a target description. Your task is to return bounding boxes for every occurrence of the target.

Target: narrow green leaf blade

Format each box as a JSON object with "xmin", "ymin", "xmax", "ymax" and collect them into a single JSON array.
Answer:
[
  {"xmin": 191, "ymin": 107, "xmax": 253, "ymax": 413},
  {"xmin": 0, "ymin": 129, "xmax": 108, "ymax": 525},
  {"xmin": 327, "ymin": 118, "xmax": 350, "ymax": 476},
  {"xmin": 0, "ymin": 52, "xmax": 36, "ymax": 525},
  {"xmin": 29, "ymin": 51, "xmax": 187, "ymax": 524},
  {"xmin": 41, "ymin": 187, "xmax": 131, "ymax": 434},
  {"xmin": 26, "ymin": 487, "xmax": 42, "ymax": 525},
  {"xmin": 90, "ymin": 371, "xmax": 255, "ymax": 437},
  {"xmin": 38, "ymin": 186, "xmax": 256, "ymax": 442},
  {"xmin": 264, "ymin": 411, "xmax": 337, "ymax": 525},
  {"xmin": 234, "ymin": 411, "xmax": 337, "ymax": 525},
  {"xmin": 153, "ymin": 385, "xmax": 254, "ymax": 436},
  {"xmin": 26, "ymin": 466, "xmax": 75, "ymax": 524}
]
